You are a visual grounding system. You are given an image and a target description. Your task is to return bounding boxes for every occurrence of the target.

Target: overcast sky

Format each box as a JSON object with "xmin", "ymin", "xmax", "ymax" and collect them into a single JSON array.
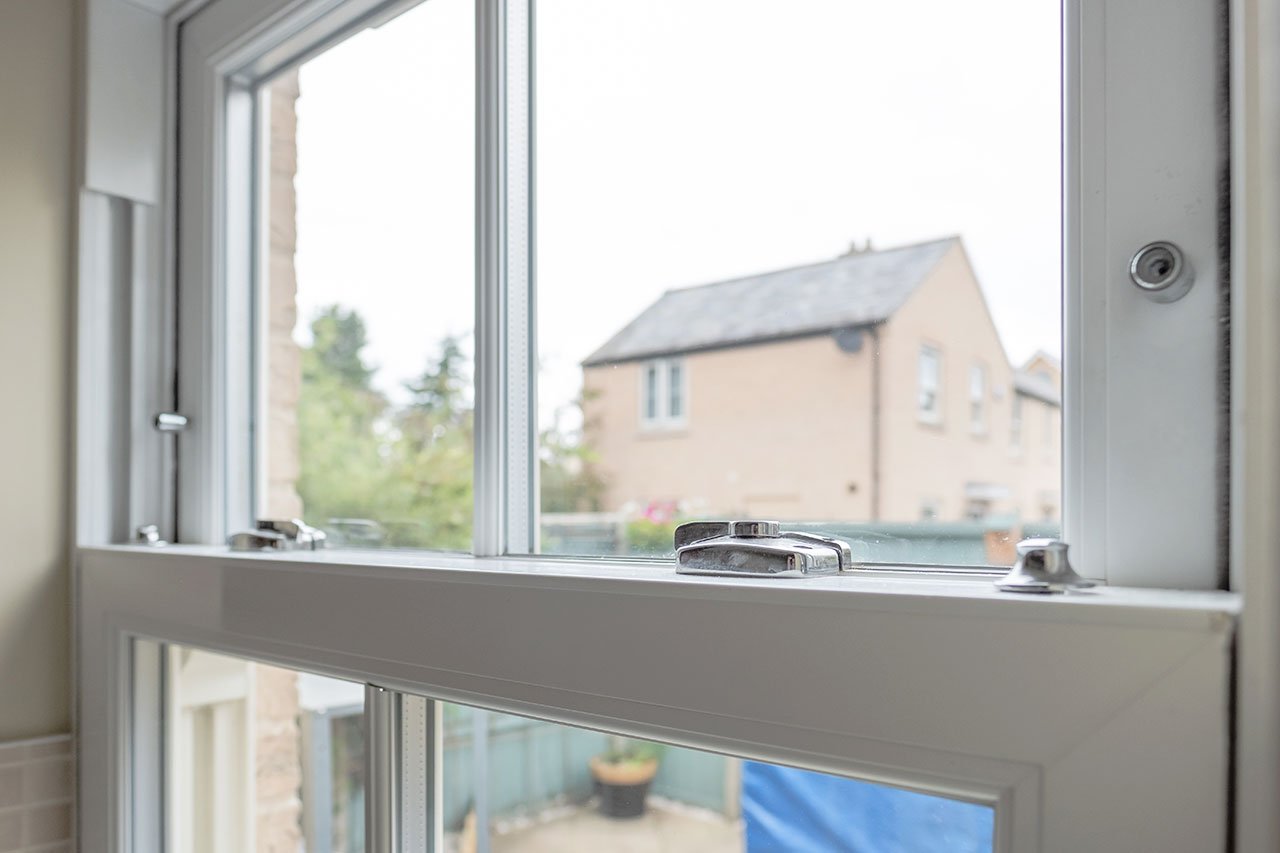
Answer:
[{"xmin": 290, "ymin": 0, "xmax": 1060, "ymax": 426}]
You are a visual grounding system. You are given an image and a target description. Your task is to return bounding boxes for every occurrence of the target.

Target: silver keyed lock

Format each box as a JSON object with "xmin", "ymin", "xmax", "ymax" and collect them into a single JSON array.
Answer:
[
  {"xmin": 1129, "ymin": 241, "xmax": 1193, "ymax": 303},
  {"xmin": 995, "ymin": 538, "xmax": 1096, "ymax": 594}
]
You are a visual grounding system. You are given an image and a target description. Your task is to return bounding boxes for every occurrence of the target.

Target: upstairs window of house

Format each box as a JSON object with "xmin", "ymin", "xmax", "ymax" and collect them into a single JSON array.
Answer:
[
  {"xmin": 639, "ymin": 358, "xmax": 685, "ymax": 428},
  {"xmin": 969, "ymin": 364, "xmax": 986, "ymax": 433},
  {"xmin": 643, "ymin": 363, "xmax": 660, "ymax": 422},
  {"xmin": 668, "ymin": 361, "xmax": 685, "ymax": 421},
  {"xmin": 1011, "ymin": 394, "xmax": 1023, "ymax": 452},
  {"xmin": 918, "ymin": 346, "xmax": 942, "ymax": 422}
]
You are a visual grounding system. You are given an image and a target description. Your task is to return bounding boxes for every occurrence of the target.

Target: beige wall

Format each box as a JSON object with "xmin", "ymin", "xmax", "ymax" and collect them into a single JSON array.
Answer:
[
  {"xmin": 878, "ymin": 242, "xmax": 1060, "ymax": 523},
  {"xmin": 0, "ymin": 0, "xmax": 73, "ymax": 740},
  {"xmin": 584, "ymin": 334, "xmax": 875, "ymax": 521}
]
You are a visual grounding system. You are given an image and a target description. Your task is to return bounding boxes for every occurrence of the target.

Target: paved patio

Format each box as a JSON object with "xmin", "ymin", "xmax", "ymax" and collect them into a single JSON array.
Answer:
[{"xmin": 451, "ymin": 797, "xmax": 743, "ymax": 853}]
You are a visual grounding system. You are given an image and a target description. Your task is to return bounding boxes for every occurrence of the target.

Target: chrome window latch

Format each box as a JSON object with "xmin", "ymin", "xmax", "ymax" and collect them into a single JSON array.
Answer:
[
  {"xmin": 153, "ymin": 412, "xmax": 189, "ymax": 433},
  {"xmin": 134, "ymin": 524, "xmax": 167, "ymax": 546},
  {"xmin": 995, "ymin": 538, "xmax": 1095, "ymax": 594},
  {"xmin": 674, "ymin": 520, "xmax": 852, "ymax": 577},
  {"xmin": 229, "ymin": 519, "xmax": 327, "ymax": 552}
]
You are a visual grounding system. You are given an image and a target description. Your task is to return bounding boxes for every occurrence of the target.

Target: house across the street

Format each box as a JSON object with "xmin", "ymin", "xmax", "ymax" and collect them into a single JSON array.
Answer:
[{"xmin": 581, "ymin": 237, "xmax": 1060, "ymax": 526}]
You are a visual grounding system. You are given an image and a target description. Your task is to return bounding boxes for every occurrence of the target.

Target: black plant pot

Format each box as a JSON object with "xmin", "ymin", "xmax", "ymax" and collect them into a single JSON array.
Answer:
[{"xmin": 595, "ymin": 778, "xmax": 653, "ymax": 819}]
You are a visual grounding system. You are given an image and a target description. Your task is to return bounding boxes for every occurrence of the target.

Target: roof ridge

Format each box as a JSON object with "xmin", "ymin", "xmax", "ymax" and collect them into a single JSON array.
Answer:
[
  {"xmin": 657, "ymin": 236, "xmax": 961, "ymax": 297},
  {"xmin": 581, "ymin": 235, "xmax": 963, "ymax": 367}
]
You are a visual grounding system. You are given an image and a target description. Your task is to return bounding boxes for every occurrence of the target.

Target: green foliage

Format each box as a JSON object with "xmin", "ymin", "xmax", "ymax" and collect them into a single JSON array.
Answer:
[
  {"xmin": 624, "ymin": 518, "xmax": 679, "ymax": 556},
  {"xmin": 296, "ymin": 305, "xmax": 606, "ymax": 552},
  {"xmin": 600, "ymin": 735, "xmax": 664, "ymax": 766},
  {"xmin": 296, "ymin": 309, "xmax": 473, "ymax": 550},
  {"xmin": 539, "ymin": 388, "xmax": 606, "ymax": 514},
  {"xmin": 296, "ymin": 308, "xmax": 606, "ymax": 548},
  {"xmin": 307, "ymin": 306, "xmax": 378, "ymax": 388}
]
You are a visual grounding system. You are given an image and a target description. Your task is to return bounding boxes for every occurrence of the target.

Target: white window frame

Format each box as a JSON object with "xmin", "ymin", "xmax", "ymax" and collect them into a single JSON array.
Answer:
[
  {"xmin": 969, "ymin": 362, "xmax": 987, "ymax": 435},
  {"xmin": 70, "ymin": 0, "xmax": 1263, "ymax": 850},
  {"xmin": 639, "ymin": 357, "xmax": 687, "ymax": 429},
  {"xmin": 917, "ymin": 343, "xmax": 943, "ymax": 424},
  {"xmin": 1010, "ymin": 393, "xmax": 1024, "ymax": 454}
]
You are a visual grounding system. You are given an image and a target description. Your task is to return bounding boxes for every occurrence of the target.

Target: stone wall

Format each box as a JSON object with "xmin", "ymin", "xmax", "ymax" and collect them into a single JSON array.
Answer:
[
  {"xmin": 254, "ymin": 665, "xmax": 304, "ymax": 853},
  {"xmin": 256, "ymin": 69, "xmax": 306, "ymax": 853},
  {"xmin": 265, "ymin": 69, "xmax": 304, "ymax": 520}
]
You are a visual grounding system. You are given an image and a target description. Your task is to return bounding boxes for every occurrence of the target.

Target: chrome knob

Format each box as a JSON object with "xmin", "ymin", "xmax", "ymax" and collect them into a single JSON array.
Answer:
[{"xmin": 995, "ymin": 538, "xmax": 1096, "ymax": 594}]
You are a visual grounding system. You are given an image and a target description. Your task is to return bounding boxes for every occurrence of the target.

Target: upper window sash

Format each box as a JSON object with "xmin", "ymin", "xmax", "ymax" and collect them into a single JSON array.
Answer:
[{"xmin": 164, "ymin": 0, "xmax": 1226, "ymax": 589}]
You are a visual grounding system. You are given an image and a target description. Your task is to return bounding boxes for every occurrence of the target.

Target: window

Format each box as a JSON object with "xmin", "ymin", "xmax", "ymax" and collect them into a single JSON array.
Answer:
[
  {"xmin": 75, "ymin": 0, "xmax": 1237, "ymax": 847},
  {"xmin": 257, "ymin": 0, "xmax": 476, "ymax": 553},
  {"xmin": 1010, "ymin": 394, "xmax": 1023, "ymax": 452},
  {"xmin": 918, "ymin": 345, "xmax": 942, "ymax": 422},
  {"xmin": 535, "ymin": 0, "xmax": 1066, "ymax": 560},
  {"xmin": 639, "ymin": 358, "xmax": 685, "ymax": 428},
  {"xmin": 435, "ymin": 700, "xmax": 993, "ymax": 851},
  {"xmin": 642, "ymin": 363, "xmax": 659, "ymax": 421},
  {"xmin": 668, "ymin": 360, "xmax": 684, "ymax": 420},
  {"xmin": 1042, "ymin": 405, "xmax": 1054, "ymax": 461},
  {"xmin": 969, "ymin": 364, "xmax": 986, "ymax": 434},
  {"xmin": 920, "ymin": 499, "xmax": 940, "ymax": 522},
  {"xmin": 166, "ymin": 646, "xmax": 366, "ymax": 853}
]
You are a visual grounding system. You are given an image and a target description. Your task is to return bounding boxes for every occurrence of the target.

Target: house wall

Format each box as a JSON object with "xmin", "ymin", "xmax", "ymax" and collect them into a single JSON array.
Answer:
[
  {"xmin": 877, "ymin": 242, "xmax": 1060, "ymax": 524},
  {"xmin": 583, "ymin": 334, "xmax": 875, "ymax": 521},
  {"xmin": 0, "ymin": 0, "xmax": 73, "ymax": 742}
]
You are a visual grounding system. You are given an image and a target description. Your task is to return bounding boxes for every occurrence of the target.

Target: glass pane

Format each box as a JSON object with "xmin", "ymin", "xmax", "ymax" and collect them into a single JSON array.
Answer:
[
  {"xmin": 166, "ymin": 645, "xmax": 366, "ymax": 853},
  {"xmin": 435, "ymin": 701, "xmax": 993, "ymax": 852},
  {"xmin": 668, "ymin": 361, "xmax": 684, "ymax": 420},
  {"xmin": 259, "ymin": 0, "xmax": 475, "ymax": 551},
  {"xmin": 535, "ymin": 0, "xmax": 1062, "ymax": 563}
]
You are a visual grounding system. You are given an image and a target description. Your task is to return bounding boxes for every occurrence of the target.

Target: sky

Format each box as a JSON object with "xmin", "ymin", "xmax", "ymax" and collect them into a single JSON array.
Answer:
[{"xmin": 289, "ymin": 0, "xmax": 1061, "ymax": 428}]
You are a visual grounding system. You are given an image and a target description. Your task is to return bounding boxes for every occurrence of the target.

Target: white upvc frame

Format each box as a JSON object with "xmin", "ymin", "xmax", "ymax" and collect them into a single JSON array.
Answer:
[
  {"xmin": 80, "ymin": 546, "xmax": 1236, "ymax": 853},
  {"xmin": 70, "ymin": 0, "xmax": 1250, "ymax": 850}
]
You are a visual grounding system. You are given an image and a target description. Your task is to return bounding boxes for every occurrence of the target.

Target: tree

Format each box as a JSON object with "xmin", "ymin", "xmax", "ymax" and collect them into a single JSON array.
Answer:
[
  {"xmin": 539, "ymin": 388, "xmax": 607, "ymax": 514},
  {"xmin": 296, "ymin": 306, "xmax": 392, "ymax": 536},
  {"xmin": 387, "ymin": 336, "xmax": 475, "ymax": 550},
  {"xmin": 294, "ymin": 308, "xmax": 607, "ymax": 551},
  {"xmin": 306, "ymin": 306, "xmax": 377, "ymax": 389}
]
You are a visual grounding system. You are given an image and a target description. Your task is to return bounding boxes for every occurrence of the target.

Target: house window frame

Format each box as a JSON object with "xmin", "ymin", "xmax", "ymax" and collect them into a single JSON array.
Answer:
[
  {"xmin": 1010, "ymin": 393, "xmax": 1024, "ymax": 454},
  {"xmin": 639, "ymin": 357, "xmax": 687, "ymax": 430},
  {"xmin": 969, "ymin": 362, "xmax": 987, "ymax": 435},
  {"xmin": 917, "ymin": 343, "xmax": 943, "ymax": 424},
  {"xmin": 71, "ymin": 0, "xmax": 1243, "ymax": 849}
]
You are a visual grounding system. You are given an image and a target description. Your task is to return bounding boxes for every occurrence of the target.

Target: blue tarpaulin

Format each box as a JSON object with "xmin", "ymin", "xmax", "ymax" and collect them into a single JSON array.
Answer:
[{"xmin": 742, "ymin": 762, "xmax": 994, "ymax": 853}]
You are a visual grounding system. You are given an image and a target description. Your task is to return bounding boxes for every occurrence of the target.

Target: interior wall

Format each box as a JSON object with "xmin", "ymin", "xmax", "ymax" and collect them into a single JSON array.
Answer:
[{"xmin": 0, "ymin": 0, "xmax": 74, "ymax": 740}]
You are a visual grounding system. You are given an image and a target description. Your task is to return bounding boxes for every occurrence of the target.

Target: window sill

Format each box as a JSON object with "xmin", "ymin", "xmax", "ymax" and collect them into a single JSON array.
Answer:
[
  {"xmin": 635, "ymin": 425, "xmax": 689, "ymax": 439},
  {"xmin": 82, "ymin": 544, "xmax": 1238, "ymax": 632}
]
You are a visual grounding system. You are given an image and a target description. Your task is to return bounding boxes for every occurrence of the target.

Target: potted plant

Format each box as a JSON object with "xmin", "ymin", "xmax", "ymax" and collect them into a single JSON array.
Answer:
[{"xmin": 589, "ymin": 736, "xmax": 662, "ymax": 818}]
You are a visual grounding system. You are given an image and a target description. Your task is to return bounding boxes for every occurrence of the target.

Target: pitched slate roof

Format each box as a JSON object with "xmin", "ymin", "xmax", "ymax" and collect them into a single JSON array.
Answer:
[{"xmin": 583, "ymin": 237, "xmax": 958, "ymax": 366}]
